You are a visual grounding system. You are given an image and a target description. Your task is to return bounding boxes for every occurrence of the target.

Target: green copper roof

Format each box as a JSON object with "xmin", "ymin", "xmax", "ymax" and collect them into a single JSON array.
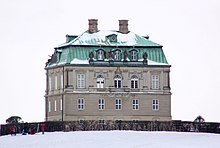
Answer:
[
  {"xmin": 57, "ymin": 47, "xmax": 168, "ymax": 65},
  {"xmin": 46, "ymin": 30, "xmax": 170, "ymax": 68}
]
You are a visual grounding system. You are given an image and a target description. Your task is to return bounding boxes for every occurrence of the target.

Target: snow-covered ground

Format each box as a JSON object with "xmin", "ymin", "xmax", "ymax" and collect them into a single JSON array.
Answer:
[{"xmin": 1, "ymin": 131, "xmax": 220, "ymax": 148}]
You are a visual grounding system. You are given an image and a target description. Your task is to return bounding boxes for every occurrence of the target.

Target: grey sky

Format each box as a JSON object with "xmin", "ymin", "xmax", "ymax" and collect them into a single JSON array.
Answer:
[{"xmin": 0, "ymin": 0, "xmax": 219, "ymax": 124}]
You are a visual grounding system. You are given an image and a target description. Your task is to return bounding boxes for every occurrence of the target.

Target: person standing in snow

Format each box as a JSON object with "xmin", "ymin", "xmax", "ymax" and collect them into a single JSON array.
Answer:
[{"xmin": 41, "ymin": 123, "xmax": 45, "ymax": 134}]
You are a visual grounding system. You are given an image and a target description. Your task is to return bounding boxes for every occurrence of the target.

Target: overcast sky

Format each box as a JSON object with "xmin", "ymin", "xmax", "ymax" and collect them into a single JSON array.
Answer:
[{"xmin": 0, "ymin": 0, "xmax": 219, "ymax": 124}]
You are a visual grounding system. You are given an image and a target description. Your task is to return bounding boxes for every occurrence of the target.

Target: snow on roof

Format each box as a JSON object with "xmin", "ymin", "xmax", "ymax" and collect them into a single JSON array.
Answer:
[{"xmin": 58, "ymin": 30, "xmax": 161, "ymax": 47}]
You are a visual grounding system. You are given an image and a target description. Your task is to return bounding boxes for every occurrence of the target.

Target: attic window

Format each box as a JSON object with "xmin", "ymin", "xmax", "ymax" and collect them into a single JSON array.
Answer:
[
  {"xmin": 114, "ymin": 50, "xmax": 121, "ymax": 61},
  {"xmin": 106, "ymin": 34, "xmax": 117, "ymax": 42},
  {"xmin": 96, "ymin": 49, "xmax": 104, "ymax": 61},
  {"xmin": 131, "ymin": 50, "xmax": 137, "ymax": 61}
]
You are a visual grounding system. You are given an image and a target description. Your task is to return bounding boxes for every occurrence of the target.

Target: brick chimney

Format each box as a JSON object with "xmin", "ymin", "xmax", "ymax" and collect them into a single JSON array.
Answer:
[
  {"xmin": 119, "ymin": 20, "xmax": 129, "ymax": 34},
  {"xmin": 88, "ymin": 19, "xmax": 98, "ymax": 33}
]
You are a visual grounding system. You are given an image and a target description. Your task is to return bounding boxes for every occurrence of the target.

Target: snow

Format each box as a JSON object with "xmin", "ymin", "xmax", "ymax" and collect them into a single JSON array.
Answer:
[
  {"xmin": 1, "ymin": 131, "xmax": 220, "ymax": 148},
  {"xmin": 70, "ymin": 58, "xmax": 168, "ymax": 65},
  {"xmin": 70, "ymin": 58, "xmax": 89, "ymax": 64},
  {"xmin": 60, "ymin": 30, "xmax": 139, "ymax": 46}
]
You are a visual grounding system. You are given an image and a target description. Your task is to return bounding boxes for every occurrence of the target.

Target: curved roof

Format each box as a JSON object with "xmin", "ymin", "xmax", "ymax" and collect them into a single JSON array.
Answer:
[{"xmin": 58, "ymin": 30, "xmax": 162, "ymax": 47}]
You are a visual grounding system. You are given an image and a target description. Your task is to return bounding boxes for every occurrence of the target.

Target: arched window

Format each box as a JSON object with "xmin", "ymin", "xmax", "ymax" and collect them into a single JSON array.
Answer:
[
  {"xmin": 114, "ymin": 75, "xmax": 122, "ymax": 88},
  {"xmin": 97, "ymin": 74, "xmax": 105, "ymax": 88},
  {"xmin": 131, "ymin": 50, "xmax": 137, "ymax": 61},
  {"xmin": 97, "ymin": 50, "xmax": 104, "ymax": 61},
  {"xmin": 131, "ymin": 75, "xmax": 138, "ymax": 89},
  {"xmin": 114, "ymin": 50, "xmax": 121, "ymax": 61}
]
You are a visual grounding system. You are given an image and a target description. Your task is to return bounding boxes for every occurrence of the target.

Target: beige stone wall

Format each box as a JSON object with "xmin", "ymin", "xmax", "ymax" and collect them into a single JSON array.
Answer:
[{"xmin": 46, "ymin": 66, "xmax": 171, "ymax": 121}]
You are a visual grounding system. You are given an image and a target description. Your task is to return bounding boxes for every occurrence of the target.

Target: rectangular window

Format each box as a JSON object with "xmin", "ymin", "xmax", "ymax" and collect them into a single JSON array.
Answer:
[
  {"xmin": 78, "ymin": 98, "xmax": 84, "ymax": 110},
  {"xmin": 60, "ymin": 99, "xmax": 62, "ymax": 111},
  {"xmin": 77, "ymin": 74, "xmax": 85, "ymax": 88},
  {"xmin": 98, "ymin": 99, "xmax": 105, "ymax": 110},
  {"xmin": 115, "ymin": 51, "xmax": 120, "ymax": 61},
  {"xmin": 60, "ymin": 74, "xmax": 63, "ymax": 89},
  {"xmin": 54, "ymin": 100, "xmax": 57, "ymax": 112},
  {"xmin": 132, "ymin": 99, "xmax": 139, "ymax": 110},
  {"xmin": 151, "ymin": 75, "xmax": 160, "ymax": 89},
  {"xmin": 48, "ymin": 101, "xmax": 51, "ymax": 112},
  {"xmin": 152, "ymin": 99, "xmax": 159, "ymax": 111},
  {"xmin": 115, "ymin": 99, "xmax": 122, "ymax": 110},
  {"xmin": 131, "ymin": 80, "xmax": 138, "ymax": 89},
  {"xmin": 114, "ymin": 80, "xmax": 121, "ymax": 88},
  {"xmin": 131, "ymin": 51, "xmax": 137, "ymax": 61},
  {"xmin": 55, "ymin": 76, "xmax": 58, "ymax": 89}
]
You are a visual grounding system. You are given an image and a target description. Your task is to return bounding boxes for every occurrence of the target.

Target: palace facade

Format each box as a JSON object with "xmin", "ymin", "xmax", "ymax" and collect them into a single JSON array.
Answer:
[{"xmin": 45, "ymin": 19, "xmax": 171, "ymax": 121}]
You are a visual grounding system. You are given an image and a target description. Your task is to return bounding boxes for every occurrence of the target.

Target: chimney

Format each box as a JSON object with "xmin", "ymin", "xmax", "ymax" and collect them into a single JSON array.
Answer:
[
  {"xmin": 88, "ymin": 19, "xmax": 98, "ymax": 33},
  {"xmin": 119, "ymin": 20, "xmax": 129, "ymax": 34}
]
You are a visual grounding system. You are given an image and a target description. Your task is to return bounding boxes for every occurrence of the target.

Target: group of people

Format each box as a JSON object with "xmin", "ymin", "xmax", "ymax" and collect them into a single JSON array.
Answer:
[{"xmin": 9, "ymin": 123, "xmax": 45, "ymax": 136}]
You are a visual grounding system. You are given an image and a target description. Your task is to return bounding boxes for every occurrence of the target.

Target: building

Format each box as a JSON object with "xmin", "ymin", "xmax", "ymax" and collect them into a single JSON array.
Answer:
[{"xmin": 45, "ymin": 19, "xmax": 171, "ymax": 122}]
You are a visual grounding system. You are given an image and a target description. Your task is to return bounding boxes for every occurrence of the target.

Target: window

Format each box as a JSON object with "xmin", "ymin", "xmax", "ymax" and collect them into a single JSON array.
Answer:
[
  {"xmin": 48, "ymin": 101, "xmax": 51, "ymax": 112},
  {"xmin": 152, "ymin": 99, "xmax": 159, "ymax": 111},
  {"xmin": 97, "ymin": 50, "xmax": 104, "ymax": 60},
  {"xmin": 114, "ymin": 75, "xmax": 122, "ymax": 88},
  {"xmin": 77, "ymin": 74, "xmax": 85, "ymax": 88},
  {"xmin": 55, "ymin": 76, "xmax": 58, "ymax": 89},
  {"xmin": 49, "ymin": 76, "xmax": 52, "ymax": 91},
  {"xmin": 131, "ymin": 50, "xmax": 137, "ymax": 61},
  {"xmin": 151, "ymin": 75, "xmax": 160, "ymax": 89},
  {"xmin": 78, "ymin": 98, "xmax": 84, "ymax": 110},
  {"xmin": 132, "ymin": 99, "xmax": 139, "ymax": 110},
  {"xmin": 97, "ymin": 74, "xmax": 105, "ymax": 88},
  {"xmin": 60, "ymin": 99, "xmax": 62, "ymax": 111},
  {"xmin": 54, "ymin": 100, "xmax": 57, "ymax": 112},
  {"xmin": 60, "ymin": 74, "xmax": 63, "ymax": 89},
  {"xmin": 115, "ymin": 99, "xmax": 122, "ymax": 110},
  {"xmin": 114, "ymin": 50, "xmax": 121, "ymax": 61},
  {"xmin": 98, "ymin": 99, "xmax": 105, "ymax": 110},
  {"xmin": 131, "ymin": 75, "xmax": 138, "ymax": 89}
]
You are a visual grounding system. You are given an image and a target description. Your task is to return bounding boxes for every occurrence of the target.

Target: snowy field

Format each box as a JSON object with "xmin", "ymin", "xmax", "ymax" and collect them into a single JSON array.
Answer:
[{"xmin": 1, "ymin": 131, "xmax": 220, "ymax": 148}]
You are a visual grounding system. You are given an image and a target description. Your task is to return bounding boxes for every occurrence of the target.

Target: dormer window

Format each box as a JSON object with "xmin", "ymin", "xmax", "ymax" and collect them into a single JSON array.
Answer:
[
  {"xmin": 106, "ymin": 34, "xmax": 117, "ymax": 42},
  {"xmin": 114, "ymin": 50, "xmax": 121, "ymax": 61},
  {"xmin": 131, "ymin": 50, "xmax": 137, "ymax": 61},
  {"xmin": 96, "ymin": 49, "xmax": 104, "ymax": 61}
]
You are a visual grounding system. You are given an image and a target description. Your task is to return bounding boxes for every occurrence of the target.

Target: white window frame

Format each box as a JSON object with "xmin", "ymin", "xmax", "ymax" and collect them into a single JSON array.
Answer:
[
  {"xmin": 97, "ymin": 50, "xmax": 104, "ymax": 60},
  {"xmin": 131, "ymin": 50, "xmax": 137, "ymax": 61},
  {"xmin": 115, "ymin": 98, "xmax": 122, "ymax": 110},
  {"xmin": 152, "ymin": 99, "xmax": 159, "ymax": 111},
  {"xmin": 78, "ymin": 98, "xmax": 84, "ymax": 110},
  {"xmin": 97, "ymin": 75, "xmax": 105, "ymax": 88},
  {"xmin": 131, "ymin": 75, "xmax": 138, "ymax": 89},
  {"xmin": 115, "ymin": 50, "xmax": 121, "ymax": 61},
  {"xmin": 54, "ymin": 100, "xmax": 57, "ymax": 112},
  {"xmin": 132, "ymin": 99, "xmax": 139, "ymax": 110},
  {"xmin": 151, "ymin": 75, "xmax": 160, "ymax": 89},
  {"xmin": 114, "ymin": 75, "xmax": 122, "ymax": 88},
  {"xmin": 77, "ymin": 74, "xmax": 85, "ymax": 88},
  {"xmin": 98, "ymin": 99, "xmax": 105, "ymax": 110}
]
